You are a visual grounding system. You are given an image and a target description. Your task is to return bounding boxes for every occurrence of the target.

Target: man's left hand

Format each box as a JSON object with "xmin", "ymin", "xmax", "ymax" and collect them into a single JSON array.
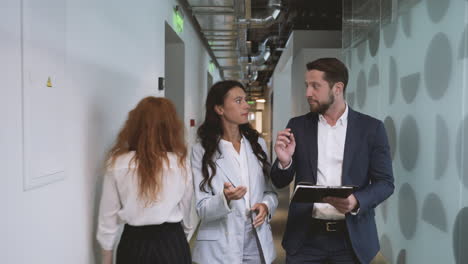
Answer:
[
  {"xmin": 323, "ymin": 194, "xmax": 359, "ymax": 214},
  {"xmin": 251, "ymin": 203, "xmax": 269, "ymax": 228}
]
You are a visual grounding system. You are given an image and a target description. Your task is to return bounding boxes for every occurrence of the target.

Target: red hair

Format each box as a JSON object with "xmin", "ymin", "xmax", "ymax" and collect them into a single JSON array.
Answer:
[{"xmin": 107, "ymin": 97, "xmax": 187, "ymax": 205}]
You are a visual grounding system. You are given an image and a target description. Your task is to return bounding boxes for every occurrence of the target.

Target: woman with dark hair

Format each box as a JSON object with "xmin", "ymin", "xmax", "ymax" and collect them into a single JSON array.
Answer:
[
  {"xmin": 191, "ymin": 80, "xmax": 278, "ymax": 264},
  {"xmin": 97, "ymin": 97, "xmax": 193, "ymax": 264}
]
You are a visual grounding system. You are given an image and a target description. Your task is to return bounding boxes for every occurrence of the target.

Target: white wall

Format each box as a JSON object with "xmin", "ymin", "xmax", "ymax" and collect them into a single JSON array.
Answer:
[
  {"xmin": 271, "ymin": 30, "xmax": 341, "ymax": 160},
  {"xmin": 2, "ymin": 0, "xmax": 219, "ymax": 263},
  {"xmin": 292, "ymin": 48, "xmax": 343, "ymax": 117},
  {"xmin": 271, "ymin": 57, "xmax": 293, "ymax": 161},
  {"xmin": 1, "ymin": 1, "xmax": 22, "ymax": 262}
]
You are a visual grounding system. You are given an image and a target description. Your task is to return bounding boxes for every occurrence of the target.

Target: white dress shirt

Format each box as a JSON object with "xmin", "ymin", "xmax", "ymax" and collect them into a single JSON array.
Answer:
[
  {"xmin": 219, "ymin": 137, "xmax": 271, "ymax": 217},
  {"xmin": 313, "ymin": 105, "xmax": 348, "ymax": 220},
  {"xmin": 220, "ymin": 137, "xmax": 251, "ymax": 209},
  {"xmin": 96, "ymin": 151, "xmax": 193, "ymax": 250}
]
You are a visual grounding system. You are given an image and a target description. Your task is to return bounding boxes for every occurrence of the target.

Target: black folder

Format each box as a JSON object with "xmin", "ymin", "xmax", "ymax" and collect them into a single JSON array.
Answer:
[{"xmin": 291, "ymin": 182, "xmax": 358, "ymax": 203}]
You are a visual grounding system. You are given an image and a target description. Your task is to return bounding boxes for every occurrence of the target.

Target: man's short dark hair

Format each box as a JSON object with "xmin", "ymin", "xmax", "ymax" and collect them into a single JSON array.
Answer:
[{"xmin": 306, "ymin": 58, "xmax": 349, "ymax": 93}]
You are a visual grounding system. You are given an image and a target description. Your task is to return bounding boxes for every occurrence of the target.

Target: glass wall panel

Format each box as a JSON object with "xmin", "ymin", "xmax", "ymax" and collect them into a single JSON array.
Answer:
[{"xmin": 343, "ymin": 0, "xmax": 467, "ymax": 263}]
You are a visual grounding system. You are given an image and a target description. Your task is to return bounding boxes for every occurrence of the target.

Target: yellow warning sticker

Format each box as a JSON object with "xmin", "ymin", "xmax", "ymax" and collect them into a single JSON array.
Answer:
[{"xmin": 47, "ymin": 77, "xmax": 52, "ymax": 87}]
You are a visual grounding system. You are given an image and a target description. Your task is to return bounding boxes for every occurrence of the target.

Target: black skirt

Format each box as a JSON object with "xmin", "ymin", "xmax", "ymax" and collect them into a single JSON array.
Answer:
[{"xmin": 116, "ymin": 222, "xmax": 191, "ymax": 264}]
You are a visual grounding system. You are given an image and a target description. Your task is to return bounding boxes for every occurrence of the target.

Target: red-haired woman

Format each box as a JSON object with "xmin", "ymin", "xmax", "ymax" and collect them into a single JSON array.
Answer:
[{"xmin": 97, "ymin": 97, "xmax": 192, "ymax": 264}]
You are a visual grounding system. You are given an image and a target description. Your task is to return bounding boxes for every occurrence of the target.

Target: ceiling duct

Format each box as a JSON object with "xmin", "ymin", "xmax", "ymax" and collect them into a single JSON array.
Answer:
[
  {"xmin": 239, "ymin": 36, "xmax": 278, "ymax": 66},
  {"xmin": 236, "ymin": 0, "xmax": 281, "ymax": 84},
  {"xmin": 238, "ymin": 0, "xmax": 281, "ymax": 28}
]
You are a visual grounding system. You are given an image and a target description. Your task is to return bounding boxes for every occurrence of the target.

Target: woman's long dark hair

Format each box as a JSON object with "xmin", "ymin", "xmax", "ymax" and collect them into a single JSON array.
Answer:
[{"xmin": 197, "ymin": 80, "xmax": 270, "ymax": 193}]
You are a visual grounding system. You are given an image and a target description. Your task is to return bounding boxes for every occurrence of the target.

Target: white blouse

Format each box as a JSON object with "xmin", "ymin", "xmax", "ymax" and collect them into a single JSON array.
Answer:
[{"xmin": 96, "ymin": 151, "xmax": 193, "ymax": 250}]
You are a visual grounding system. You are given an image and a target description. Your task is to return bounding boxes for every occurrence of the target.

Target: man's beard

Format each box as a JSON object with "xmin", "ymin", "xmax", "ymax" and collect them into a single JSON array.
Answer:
[{"xmin": 308, "ymin": 91, "xmax": 334, "ymax": 115}]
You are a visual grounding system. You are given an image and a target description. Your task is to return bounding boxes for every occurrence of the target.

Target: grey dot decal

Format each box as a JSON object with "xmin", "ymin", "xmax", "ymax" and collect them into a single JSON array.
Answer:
[
  {"xmin": 455, "ymin": 116, "xmax": 468, "ymax": 188},
  {"xmin": 347, "ymin": 92, "xmax": 355, "ymax": 108},
  {"xmin": 389, "ymin": 56, "xmax": 398, "ymax": 104},
  {"xmin": 356, "ymin": 70, "xmax": 367, "ymax": 109},
  {"xmin": 384, "ymin": 116, "xmax": 397, "ymax": 160},
  {"xmin": 345, "ymin": 50, "xmax": 353, "ymax": 67},
  {"xmin": 427, "ymin": 0, "xmax": 449, "ymax": 23},
  {"xmin": 397, "ymin": 249, "xmax": 407, "ymax": 264},
  {"xmin": 399, "ymin": 115, "xmax": 419, "ymax": 171},
  {"xmin": 357, "ymin": 40, "xmax": 367, "ymax": 64},
  {"xmin": 453, "ymin": 207, "xmax": 468, "ymax": 264},
  {"xmin": 368, "ymin": 28, "xmax": 380, "ymax": 57},
  {"xmin": 381, "ymin": 0, "xmax": 393, "ymax": 24},
  {"xmin": 400, "ymin": 72, "xmax": 420, "ymax": 104},
  {"xmin": 368, "ymin": 64, "xmax": 380, "ymax": 87},
  {"xmin": 401, "ymin": 11, "xmax": 412, "ymax": 38},
  {"xmin": 380, "ymin": 234, "xmax": 394, "ymax": 263},
  {"xmin": 435, "ymin": 115, "xmax": 449, "ymax": 180},
  {"xmin": 381, "ymin": 200, "xmax": 389, "ymax": 223},
  {"xmin": 458, "ymin": 24, "xmax": 468, "ymax": 59},
  {"xmin": 398, "ymin": 183, "xmax": 418, "ymax": 240},
  {"xmin": 424, "ymin": 32, "xmax": 452, "ymax": 100},
  {"xmin": 383, "ymin": 20, "xmax": 398, "ymax": 48},
  {"xmin": 422, "ymin": 193, "xmax": 448, "ymax": 232}
]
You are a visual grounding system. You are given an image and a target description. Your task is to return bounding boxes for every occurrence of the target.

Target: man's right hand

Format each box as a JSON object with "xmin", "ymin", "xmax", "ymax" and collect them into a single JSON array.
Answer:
[
  {"xmin": 274, "ymin": 128, "xmax": 296, "ymax": 168},
  {"xmin": 223, "ymin": 182, "xmax": 247, "ymax": 203}
]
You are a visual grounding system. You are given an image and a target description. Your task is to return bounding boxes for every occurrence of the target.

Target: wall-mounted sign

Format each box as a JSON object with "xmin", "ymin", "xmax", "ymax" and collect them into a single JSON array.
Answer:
[
  {"xmin": 173, "ymin": 6, "xmax": 184, "ymax": 34},
  {"xmin": 208, "ymin": 61, "xmax": 215, "ymax": 73}
]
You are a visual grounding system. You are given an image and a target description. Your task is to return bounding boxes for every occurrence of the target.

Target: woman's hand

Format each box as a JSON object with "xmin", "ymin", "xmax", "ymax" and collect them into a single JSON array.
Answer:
[
  {"xmin": 223, "ymin": 182, "xmax": 247, "ymax": 203},
  {"xmin": 251, "ymin": 203, "xmax": 269, "ymax": 228},
  {"xmin": 102, "ymin": 249, "xmax": 113, "ymax": 264}
]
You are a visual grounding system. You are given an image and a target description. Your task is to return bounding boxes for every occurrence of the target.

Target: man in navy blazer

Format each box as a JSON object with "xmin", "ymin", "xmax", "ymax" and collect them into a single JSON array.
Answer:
[{"xmin": 271, "ymin": 58, "xmax": 394, "ymax": 264}]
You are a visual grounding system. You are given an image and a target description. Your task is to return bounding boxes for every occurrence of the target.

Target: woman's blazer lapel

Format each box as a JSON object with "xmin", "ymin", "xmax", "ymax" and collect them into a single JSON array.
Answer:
[{"xmin": 214, "ymin": 146, "xmax": 242, "ymax": 188}]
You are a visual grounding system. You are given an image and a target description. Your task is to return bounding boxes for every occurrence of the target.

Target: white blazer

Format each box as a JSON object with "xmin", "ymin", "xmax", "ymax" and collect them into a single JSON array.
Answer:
[{"xmin": 191, "ymin": 137, "xmax": 278, "ymax": 264}]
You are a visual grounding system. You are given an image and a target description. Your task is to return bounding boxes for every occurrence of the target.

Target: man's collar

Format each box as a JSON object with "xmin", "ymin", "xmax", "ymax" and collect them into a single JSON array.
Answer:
[{"xmin": 318, "ymin": 103, "xmax": 348, "ymax": 126}]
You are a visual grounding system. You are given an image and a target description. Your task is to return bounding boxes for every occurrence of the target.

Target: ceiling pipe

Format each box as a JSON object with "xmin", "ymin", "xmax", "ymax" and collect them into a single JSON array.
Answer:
[
  {"xmin": 237, "ymin": 0, "xmax": 281, "ymax": 28},
  {"xmin": 238, "ymin": 36, "xmax": 277, "ymax": 66},
  {"xmin": 176, "ymin": 0, "xmax": 224, "ymax": 79},
  {"xmin": 235, "ymin": 0, "xmax": 281, "ymax": 84}
]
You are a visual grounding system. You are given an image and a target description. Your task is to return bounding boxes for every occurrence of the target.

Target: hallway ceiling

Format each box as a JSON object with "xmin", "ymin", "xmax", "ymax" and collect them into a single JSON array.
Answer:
[{"xmin": 181, "ymin": 0, "xmax": 342, "ymax": 98}]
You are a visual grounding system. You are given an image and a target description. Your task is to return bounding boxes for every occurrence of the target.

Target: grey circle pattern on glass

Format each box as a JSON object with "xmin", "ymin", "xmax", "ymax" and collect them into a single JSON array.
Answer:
[
  {"xmin": 427, "ymin": 0, "xmax": 450, "ymax": 23},
  {"xmin": 422, "ymin": 193, "xmax": 448, "ymax": 232},
  {"xmin": 380, "ymin": 234, "xmax": 393, "ymax": 264},
  {"xmin": 400, "ymin": 72, "xmax": 420, "ymax": 104},
  {"xmin": 357, "ymin": 40, "xmax": 367, "ymax": 64},
  {"xmin": 383, "ymin": 20, "xmax": 398, "ymax": 48},
  {"xmin": 458, "ymin": 24, "xmax": 468, "ymax": 59},
  {"xmin": 455, "ymin": 115, "xmax": 468, "ymax": 188},
  {"xmin": 384, "ymin": 116, "xmax": 397, "ymax": 160},
  {"xmin": 356, "ymin": 70, "xmax": 367, "ymax": 109},
  {"xmin": 424, "ymin": 32, "xmax": 452, "ymax": 100},
  {"xmin": 347, "ymin": 92, "xmax": 355, "ymax": 108},
  {"xmin": 397, "ymin": 249, "xmax": 407, "ymax": 264},
  {"xmin": 381, "ymin": 200, "xmax": 389, "ymax": 224},
  {"xmin": 399, "ymin": 115, "xmax": 419, "ymax": 171},
  {"xmin": 368, "ymin": 28, "xmax": 380, "ymax": 57},
  {"xmin": 401, "ymin": 11, "xmax": 412, "ymax": 38},
  {"xmin": 381, "ymin": 0, "xmax": 393, "ymax": 24},
  {"xmin": 398, "ymin": 183, "xmax": 418, "ymax": 240},
  {"xmin": 453, "ymin": 207, "xmax": 468, "ymax": 264},
  {"xmin": 435, "ymin": 115, "xmax": 450, "ymax": 179},
  {"xmin": 368, "ymin": 64, "xmax": 380, "ymax": 87},
  {"xmin": 389, "ymin": 56, "xmax": 398, "ymax": 104}
]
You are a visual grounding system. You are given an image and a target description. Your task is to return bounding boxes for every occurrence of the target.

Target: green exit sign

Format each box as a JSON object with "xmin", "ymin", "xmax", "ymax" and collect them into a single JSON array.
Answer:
[
  {"xmin": 173, "ymin": 7, "xmax": 184, "ymax": 34},
  {"xmin": 247, "ymin": 100, "xmax": 255, "ymax": 105},
  {"xmin": 208, "ymin": 61, "xmax": 215, "ymax": 73}
]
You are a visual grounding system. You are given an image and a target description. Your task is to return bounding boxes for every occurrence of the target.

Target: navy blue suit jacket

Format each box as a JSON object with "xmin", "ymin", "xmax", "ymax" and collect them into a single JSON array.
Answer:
[{"xmin": 271, "ymin": 108, "xmax": 394, "ymax": 264}]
